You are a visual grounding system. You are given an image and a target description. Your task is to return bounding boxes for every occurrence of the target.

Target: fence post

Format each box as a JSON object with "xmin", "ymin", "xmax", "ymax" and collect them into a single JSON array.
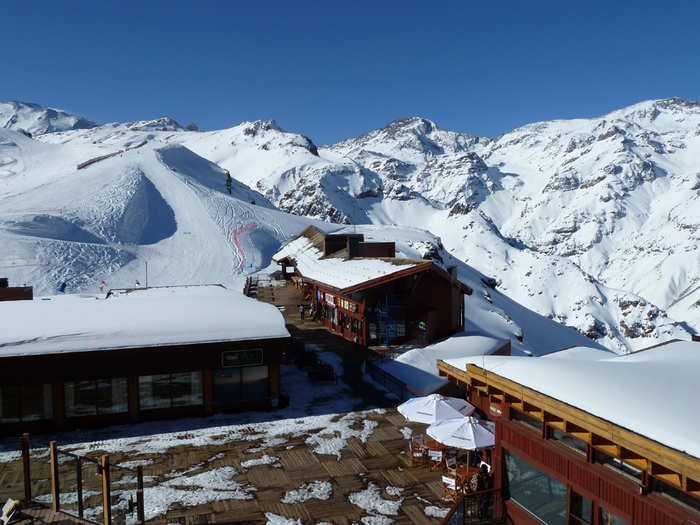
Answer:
[
  {"xmin": 76, "ymin": 457, "xmax": 83, "ymax": 519},
  {"xmin": 136, "ymin": 466, "xmax": 145, "ymax": 524},
  {"xmin": 49, "ymin": 441, "xmax": 60, "ymax": 512},
  {"xmin": 101, "ymin": 455, "xmax": 111, "ymax": 525},
  {"xmin": 21, "ymin": 433, "xmax": 31, "ymax": 502}
]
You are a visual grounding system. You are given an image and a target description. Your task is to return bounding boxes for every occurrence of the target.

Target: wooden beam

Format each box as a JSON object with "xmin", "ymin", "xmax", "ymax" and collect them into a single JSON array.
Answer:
[
  {"xmin": 450, "ymin": 362, "xmax": 700, "ymax": 485},
  {"xmin": 49, "ymin": 441, "xmax": 59, "ymax": 512},
  {"xmin": 101, "ymin": 455, "xmax": 112, "ymax": 525}
]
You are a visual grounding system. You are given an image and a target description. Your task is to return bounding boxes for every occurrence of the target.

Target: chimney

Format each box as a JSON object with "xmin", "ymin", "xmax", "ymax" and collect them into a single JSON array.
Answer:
[{"xmin": 347, "ymin": 237, "xmax": 361, "ymax": 258}]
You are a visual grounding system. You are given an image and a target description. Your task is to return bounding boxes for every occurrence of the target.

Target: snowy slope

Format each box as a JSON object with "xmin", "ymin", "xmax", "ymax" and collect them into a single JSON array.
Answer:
[
  {"xmin": 4, "ymin": 98, "xmax": 698, "ymax": 352},
  {"xmin": 0, "ymin": 101, "xmax": 96, "ymax": 136},
  {"xmin": 173, "ymin": 100, "xmax": 698, "ymax": 352},
  {"xmin": 0, "ymin": 117, "xmax": 602, "ymax": 362},
  {"xmin": 0, "ymin": 128, "xmax": 315, "ymax": 295}
]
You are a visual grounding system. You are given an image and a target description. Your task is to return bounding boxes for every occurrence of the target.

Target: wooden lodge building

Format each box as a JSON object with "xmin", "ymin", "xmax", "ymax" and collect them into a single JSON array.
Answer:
[
  {"xmin": 437, "ymin": 340, "xmax": 700, "ymax": 524},
  {"xmin": 0, "ymin": 283, "xmax": 291, "ymax": 436},
  {"xmin": 273, "ymin": 226, "xmax": 473, "ymax": 347}
]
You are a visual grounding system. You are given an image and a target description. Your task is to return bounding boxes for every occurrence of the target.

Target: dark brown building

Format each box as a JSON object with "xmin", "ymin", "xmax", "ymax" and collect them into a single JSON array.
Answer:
[
  {"xmin": 273, "ymin": 226, "xmax": 472, "ymax": 346},
  {"xmin": 437, "ymin": 340, "xmax": 700, "ymax": 524},
  {"xmin": 0, "ymin": 285, "xmax": 291, "ymax": 436}
]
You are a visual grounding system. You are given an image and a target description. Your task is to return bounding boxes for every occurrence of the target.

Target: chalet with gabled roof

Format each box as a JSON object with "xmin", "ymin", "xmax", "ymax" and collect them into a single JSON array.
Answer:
[{"xmin": 273, "ymin": 226, "xmax": 472, "ymax": 346}]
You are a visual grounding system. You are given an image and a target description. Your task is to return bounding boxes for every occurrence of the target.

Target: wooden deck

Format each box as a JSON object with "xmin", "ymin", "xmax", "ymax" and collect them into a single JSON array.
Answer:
[{"xmin": 0, "ymin": 280, "xmax": 456, "ymax": 524}]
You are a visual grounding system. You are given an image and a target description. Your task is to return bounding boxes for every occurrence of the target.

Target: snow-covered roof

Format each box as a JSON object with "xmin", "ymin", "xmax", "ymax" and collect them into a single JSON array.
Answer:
[
  {"xmin": 381, "ymin": 335, "xmax": 509, "ymax": 394},
  {"xmin": 442, "ymin": 340, "xmax": 700, "ymax": 458},
  {"xmin": 0, "ymin": 285, "xmax": 290, "ymax": 358},
  {"xmin": 272, "ymin": 229, "xmax": 424, "ymax": 291}
]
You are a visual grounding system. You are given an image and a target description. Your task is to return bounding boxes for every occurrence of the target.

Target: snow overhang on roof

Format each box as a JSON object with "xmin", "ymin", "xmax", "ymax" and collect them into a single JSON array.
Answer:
[
  {"xmin": 439, "ymin": 340, "xmax": 700, "ymax": 461},
  {"xmin": 0, "ymin": 285, "xmax": 290, "ymax": 358}
]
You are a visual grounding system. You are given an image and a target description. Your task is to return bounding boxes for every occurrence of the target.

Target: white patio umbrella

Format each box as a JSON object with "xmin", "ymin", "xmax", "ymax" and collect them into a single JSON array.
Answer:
[
  {"xmin": 397, "ymin": 393, "xmax": 476, "ymax": 425},
  {"xmin": 426, "ymin": 416, "xmax": 495, "ymax": 450}
]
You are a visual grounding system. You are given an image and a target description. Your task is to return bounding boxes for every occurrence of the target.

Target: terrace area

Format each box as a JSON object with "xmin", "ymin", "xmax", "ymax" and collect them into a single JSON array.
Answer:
[{"xmin": 0, "ymin": 279, "xmax": 459, "ymax": 524}]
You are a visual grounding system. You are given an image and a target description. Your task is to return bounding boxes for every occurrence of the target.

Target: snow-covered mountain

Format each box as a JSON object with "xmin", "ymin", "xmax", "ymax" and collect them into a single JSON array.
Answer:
[
  {"xmin": 0, "ymin": 101, "xmax": 96, "ymax": 136},
  {"xmin": 2, "ymin": 98, "xmax": 698, "ymax": 353},
  {"xmin": 0, "ymin": 120, "xmax": 603, "ymax": 361}
]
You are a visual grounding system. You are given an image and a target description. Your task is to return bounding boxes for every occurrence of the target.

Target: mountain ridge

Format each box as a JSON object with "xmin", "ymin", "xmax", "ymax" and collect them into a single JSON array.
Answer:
[{"xmin": 2, "ymin": 97, "xmax": 698, "ymax": 352}]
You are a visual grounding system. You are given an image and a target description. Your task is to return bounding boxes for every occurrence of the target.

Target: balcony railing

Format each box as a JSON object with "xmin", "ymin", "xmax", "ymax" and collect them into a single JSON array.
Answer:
[{"xmin": 440, "ymin": 487, "xmax": 504, "ymax": 525}]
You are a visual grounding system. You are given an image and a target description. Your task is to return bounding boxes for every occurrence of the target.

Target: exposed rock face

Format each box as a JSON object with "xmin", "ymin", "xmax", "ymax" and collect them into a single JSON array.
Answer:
[
  {"xmin": 21, "ymin": 97, "xmax": 700, "ymax": 352},
  {"xmin": 0, "ymin": 101, "xmax": 97, "ymax": 135}
]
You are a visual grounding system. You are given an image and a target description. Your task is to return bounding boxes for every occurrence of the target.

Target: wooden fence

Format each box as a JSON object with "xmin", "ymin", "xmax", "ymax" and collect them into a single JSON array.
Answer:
[{"xmin": 19, "ymin": 434, "xmax": 145, "ymax": 525}]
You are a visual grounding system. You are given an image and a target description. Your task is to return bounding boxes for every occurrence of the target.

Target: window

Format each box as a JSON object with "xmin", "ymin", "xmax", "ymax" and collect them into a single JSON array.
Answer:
[
  {"xmin": 504, "ymin": 449, "xmax": 567, "ymax": 525},
  {"xmin": 0, "ymin": 384, "xmax": 53, "ymax": 422},
  {"xmin": 549, "ymin": 427, "xmax": 587, "ymax": 455},
  {"xmin": 65, "ymin": 378, "xmax": 127, "ymax": 417},
  {"xmin": 652, "ymin": 478, "xmax": 700, "ymax": 515},
  {"xmin": 222, "ymin": 349, "xmax": 263, "ymax": 367},
  {"xmin": 139, "ymin": 372, "xmax": 202, "ymax": 410},
  {"xmin": 510, "ymin": 408, "xmax": 541, "ymax": 432},
  {"xmin": 214, "ymin": 365, "xmax": 269, "ymax": 405},
  {"xmin": 569, "ymin": 491, "xmax": 592, "ymax": 524},
  {"xmin": 599, "ymin": 507, "xmax": 628, "ymax": 525},
  {"xmin": 594, "ymin": 449, "xmax": 642, "ymax": 482}
]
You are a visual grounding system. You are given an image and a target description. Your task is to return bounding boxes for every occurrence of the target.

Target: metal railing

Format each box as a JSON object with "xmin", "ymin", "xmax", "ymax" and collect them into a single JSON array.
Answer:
[
  {"xmin": 19, "ymin": 434, "xmax": 145, "ymax": 525},
  {"xmin": 440, "ymin": 488, "xmax": 504, "ymax": 525}
]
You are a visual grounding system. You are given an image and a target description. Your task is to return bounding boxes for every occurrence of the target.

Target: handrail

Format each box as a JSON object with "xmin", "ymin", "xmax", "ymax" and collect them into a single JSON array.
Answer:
[{"xmin": 439, "ymin": 487, "xmax": 502, "ymax": 525}]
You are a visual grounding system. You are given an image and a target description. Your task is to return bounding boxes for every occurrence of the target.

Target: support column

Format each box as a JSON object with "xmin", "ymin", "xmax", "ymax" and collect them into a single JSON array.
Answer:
[
  {"xmin": 21, "ymin": 433, "xmax": 31, "ymax": 502},
  {"xmin": 128, "ymin": 376, "xmax": 139, "ymax": 422},
  {"xmin": 203, "ymin": 370, "xmax": 214, "ymax": 415},
  {"xmin": 52, "ymin": 383, "xmax": 65, "ymax": 428},
  {"xmin": 49, "ymin": 441, "xmax": 59, "ymax": 512},
  {"xmin": 101, "ymin": 455, "xmax": 111, "ymax": 525}
]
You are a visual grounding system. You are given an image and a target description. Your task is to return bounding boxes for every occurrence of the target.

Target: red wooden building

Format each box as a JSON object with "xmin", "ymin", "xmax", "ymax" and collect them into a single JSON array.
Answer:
[
  {"xmin": 0, "ymin": 285, "xmax": 291, "ymax": 436},
  {"xmin": 273, "ymin": 226, "xmax": 472, "ymax": 346},
  {"xmin": 437, "ymin": 340, "xmax": 700, "ymax": 524}
]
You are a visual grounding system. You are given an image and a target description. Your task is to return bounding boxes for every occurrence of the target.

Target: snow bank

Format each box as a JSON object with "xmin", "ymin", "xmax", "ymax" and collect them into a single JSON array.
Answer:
[{"xmin": 379, "ymin": 335, "xmax": 508, "ymax": 394}]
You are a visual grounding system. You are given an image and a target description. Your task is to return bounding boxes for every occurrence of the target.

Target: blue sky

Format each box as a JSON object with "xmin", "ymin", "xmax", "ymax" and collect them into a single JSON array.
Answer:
[{"xmin": 3, "ymin": 1, "xmax": 700, "ymax": 144}]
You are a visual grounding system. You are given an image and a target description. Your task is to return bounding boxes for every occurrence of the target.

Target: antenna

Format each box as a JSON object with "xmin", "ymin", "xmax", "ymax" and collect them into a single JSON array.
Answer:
[{"xmin": 145, "ymin": 260, "xmax": 148, "ymax": 288}]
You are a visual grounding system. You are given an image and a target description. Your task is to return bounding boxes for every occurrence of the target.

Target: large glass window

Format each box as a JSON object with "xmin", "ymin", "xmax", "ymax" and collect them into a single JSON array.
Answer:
[
  {"xmin": 599, "ymin": 507, "xmax": 628, "ymax": 525},
  {"xmin": 652, "ymin": 478, "xmax": 700, "ymax": 515},
  {"xmin": 139, "ymin": 372, "xmax": 203, "ymax": 410},
  {"xmin": 594, "ymin": 449, "xmax": 642, "ymax": 482},
  {"xmin": 511, "ymin": 408, "xmax": 542, "ymax": 432},
  {"xmin": 504, "ymin": 449, "xmax": 567, "ymax": 525},
  {"xmin": 214, "ymin": 365, "xmax": 269, "ymax": 405},
  {"xmin": 65, "ymin": 378, "xmax": 127, "ymax": 417},
  {"xmin": 549, "ymin": 427, "xmax": 587, "ymax": 456},
  {"xmin": 0, "ymin": 384, "xmax": 53, "ymax": 423}
]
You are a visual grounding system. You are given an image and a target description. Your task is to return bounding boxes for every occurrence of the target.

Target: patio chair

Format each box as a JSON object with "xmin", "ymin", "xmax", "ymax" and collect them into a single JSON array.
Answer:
[
  {"xmin": 410, "ymin": 441, "xmax": 426, "ymax": 466},
  {"xmin": 1, "ymin": 499, "xmax": 34, "ymax": 525},
  {"xmin": 441, "ymin": 473, "xmax": 461, "ymax": 500},
  {"xmin": 428, "ymin": 449, "xmax": 444, "ymax": 471},
  {"xmin": 445, "ymin": 455, "xmax": 457, "ymax": 476}
]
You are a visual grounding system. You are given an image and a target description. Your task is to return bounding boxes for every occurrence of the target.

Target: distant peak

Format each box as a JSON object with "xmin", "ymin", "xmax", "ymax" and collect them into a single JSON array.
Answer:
[
  {"xmin": 385, "ymin": 116, "xmax": 438, "ymax": 133},
  {"xmin": 0, "ymin": 100, "xmax": 97, "ymax": 135},
  {"xmin": 124, "ymin": 116, "xmax": 183, "ymax": 131}
]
